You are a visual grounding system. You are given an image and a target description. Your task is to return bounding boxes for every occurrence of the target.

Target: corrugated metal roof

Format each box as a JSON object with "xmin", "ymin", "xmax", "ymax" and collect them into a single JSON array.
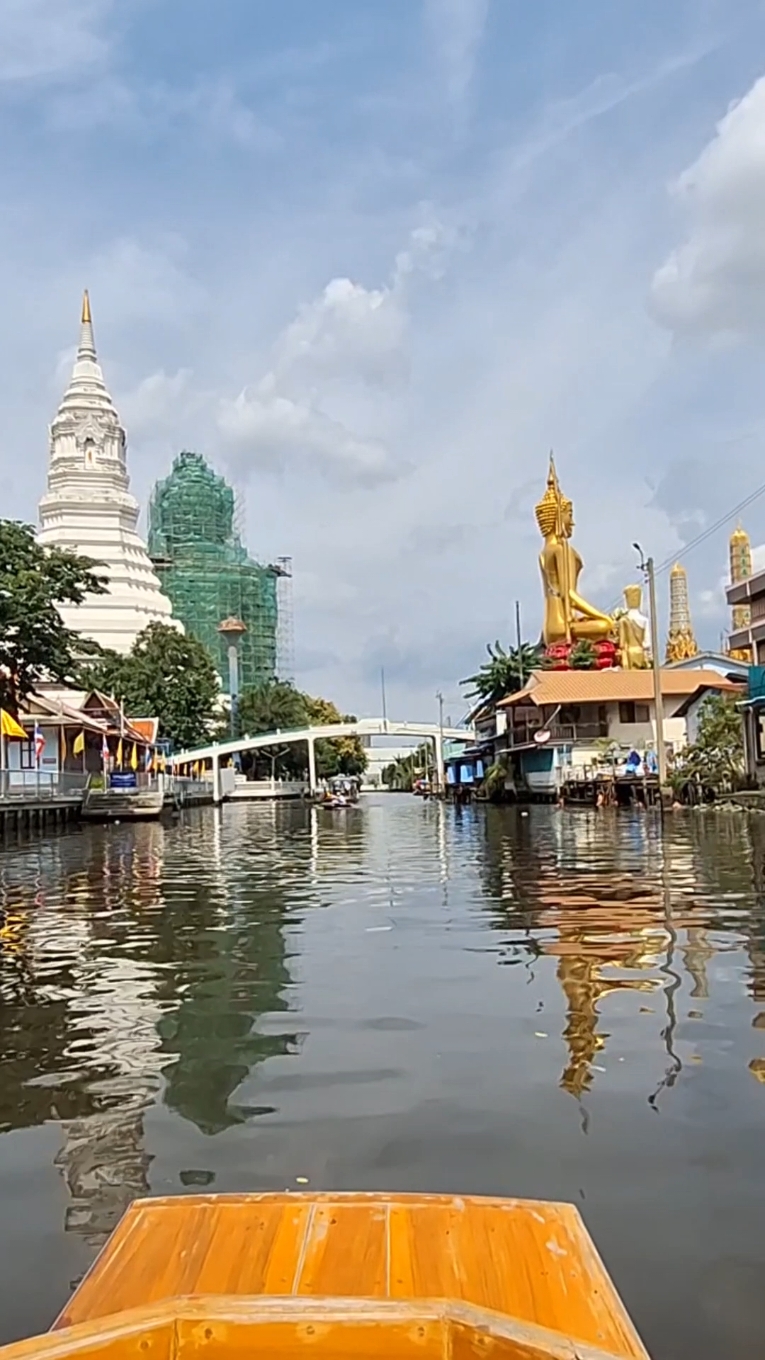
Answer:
[{"xmin": 498, "ymin": 668, "xmax": 742, "ymax": 708}]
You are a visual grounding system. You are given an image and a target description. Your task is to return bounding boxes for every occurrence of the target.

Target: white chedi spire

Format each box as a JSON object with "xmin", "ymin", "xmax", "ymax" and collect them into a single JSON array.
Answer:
[{"xmin": 37, "ymin": 293, "xmax": 178, "ymax": 654}]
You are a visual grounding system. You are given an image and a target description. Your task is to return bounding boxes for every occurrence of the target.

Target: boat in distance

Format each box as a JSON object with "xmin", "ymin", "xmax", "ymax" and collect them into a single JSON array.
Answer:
[{"xmin": 0, "ymin": 1192, "xmax": 649, "ymax": 1360}]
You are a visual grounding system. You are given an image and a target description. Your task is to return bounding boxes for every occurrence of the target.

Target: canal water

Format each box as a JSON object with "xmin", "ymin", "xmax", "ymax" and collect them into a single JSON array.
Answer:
[{"xmin": 0, "ymin": 797, "xmax": 763, "ymax": 1358}]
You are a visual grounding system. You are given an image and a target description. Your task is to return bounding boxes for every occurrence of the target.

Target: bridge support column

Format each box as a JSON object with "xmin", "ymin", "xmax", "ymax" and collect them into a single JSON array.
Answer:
[
  {"xmin": 212, "ymin": 753, "xmax": 222, "ymax": 805},
  {"xmin": 434, "ymin": 734, "xmax": 445, "ymax": 796},
  {"xmin": 307, "ymin": 734, "xmax": 317, "ymax": 796}
]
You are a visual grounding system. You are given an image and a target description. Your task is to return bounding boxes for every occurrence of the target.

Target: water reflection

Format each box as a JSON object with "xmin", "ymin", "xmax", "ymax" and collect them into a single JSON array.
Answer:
[
  {"xmin": 1, "ymin": 801, "xmax": 765, "ymax": 1359},
  {"xmin": 476, "ymin": 808, "xmax": 765, "ymax": 1106}
]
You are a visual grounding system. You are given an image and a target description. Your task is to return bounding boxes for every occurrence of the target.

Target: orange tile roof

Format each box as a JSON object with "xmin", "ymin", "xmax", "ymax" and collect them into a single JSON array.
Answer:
[
  {"xmin": 129, "ymin": 718, "xmax": 159, "ymax": 744},
  {"xmin": 498, "ymin": 668, "xmax": 742, "ymax": 708}
]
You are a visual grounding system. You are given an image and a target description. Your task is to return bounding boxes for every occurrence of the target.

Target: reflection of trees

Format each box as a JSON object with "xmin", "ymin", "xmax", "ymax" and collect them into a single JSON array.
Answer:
[
  {"xmin": 150, "ymin": 808, "xmax": 303, "ymax": 1136},
  {"xmin": 155, "ymin": 907, "xmax": 296, "ymax": 1135},
  {"xmin": 0, "ymin": 809, "xmax": 305, "ymax": 1252}
]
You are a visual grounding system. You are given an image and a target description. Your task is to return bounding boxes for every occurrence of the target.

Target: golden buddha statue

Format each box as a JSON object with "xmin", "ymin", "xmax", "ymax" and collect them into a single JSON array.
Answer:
[
  {"xmin": 536, "ymin": 456, "xmax": 614, "ymax": 647},
  {"xmin": 618, "ymin": 584, "xmax": 649, "ymax": 669}
]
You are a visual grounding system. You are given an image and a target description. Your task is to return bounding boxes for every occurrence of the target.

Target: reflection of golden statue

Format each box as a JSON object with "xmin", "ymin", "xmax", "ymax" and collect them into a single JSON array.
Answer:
[
  {"xmin": 618, "ymin": 584, "xmax": 649, "ymax": 669},
  {"xmin": 535, "ymin": 456, "xmax": 614, "ymax": 647}
]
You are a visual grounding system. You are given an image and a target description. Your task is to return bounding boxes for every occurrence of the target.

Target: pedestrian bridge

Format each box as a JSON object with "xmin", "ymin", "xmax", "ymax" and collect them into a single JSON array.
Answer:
[{"xmin": 170, "ymin": 718, "xmax": 473, "ymax": 801}]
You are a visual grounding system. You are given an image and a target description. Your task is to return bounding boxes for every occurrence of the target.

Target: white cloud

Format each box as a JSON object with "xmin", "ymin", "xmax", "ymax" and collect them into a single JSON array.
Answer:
[
  {"xmin": 651, "ymin": 73, "xmax": 765, "ymax": 338},
  {"xmin": 424, "ymin": 0, "xmax": 490, "ymax": 107},
  {"xmin": 217, "ymin": 219, "xmax": 454, "ymax": 486},
  {"xmin": 219, "ymin": 391, "xmax": 394, "ymax": 486},
  {"xmin": 118, "ymin": 369, "xmax": 194, "ymax": 438},
  {"xmin": 0, "ymin": 0, "xmax": 112, "ymax": 84}
]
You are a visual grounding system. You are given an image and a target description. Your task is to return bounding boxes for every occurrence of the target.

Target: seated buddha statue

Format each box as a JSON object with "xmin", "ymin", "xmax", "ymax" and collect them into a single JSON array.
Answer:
[
  {"xmin": 618, "ymin": 584, "xmax": 650, "ymax": 669},
  {"xmin": 535, "ymin": 457, "xmax": 614, "ymax": 648}
]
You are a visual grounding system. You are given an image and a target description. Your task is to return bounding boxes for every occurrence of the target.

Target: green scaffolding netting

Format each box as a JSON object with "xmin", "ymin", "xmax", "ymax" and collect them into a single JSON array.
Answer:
[{"xmin": 148, "ymin": 451, "xmax": 277, "ymax": 692}]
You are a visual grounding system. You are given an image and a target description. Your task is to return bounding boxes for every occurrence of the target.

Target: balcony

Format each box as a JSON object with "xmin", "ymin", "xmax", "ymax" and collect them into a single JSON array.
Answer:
[{"xmin": 507, "ymin": 719, "xmax": 608, "ymax": 749}]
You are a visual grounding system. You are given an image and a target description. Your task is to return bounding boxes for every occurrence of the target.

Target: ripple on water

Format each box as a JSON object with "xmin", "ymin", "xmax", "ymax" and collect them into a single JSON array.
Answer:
[{"xmin": 0, "ymin": 802, "xmax": 764, "ymax": 1358}]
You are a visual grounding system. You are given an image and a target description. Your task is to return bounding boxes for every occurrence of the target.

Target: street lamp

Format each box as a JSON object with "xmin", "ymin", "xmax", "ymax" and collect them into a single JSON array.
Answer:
[
  {"xmin": 218, "ymin": 616, "xmax": 247, "ymax": 739},
  {"xmin": 633, "ymin": 544, "xmax": 667, "ymax": 790}
]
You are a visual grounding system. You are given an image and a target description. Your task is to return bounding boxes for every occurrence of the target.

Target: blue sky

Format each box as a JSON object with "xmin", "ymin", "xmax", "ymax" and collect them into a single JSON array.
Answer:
[{"xmin": 4, "ymin": 0, "xmax": 765, "ymax": 717}]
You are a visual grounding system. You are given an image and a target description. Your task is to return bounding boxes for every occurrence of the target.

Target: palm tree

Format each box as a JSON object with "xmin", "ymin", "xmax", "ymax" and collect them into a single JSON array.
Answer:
[
  {"xmin": 462, "ymin": 641, "xmax": 542, "ymax": 706},
  {"xmin": 237, "ymin": 680, "xmax": 308, "ymax": 736}
]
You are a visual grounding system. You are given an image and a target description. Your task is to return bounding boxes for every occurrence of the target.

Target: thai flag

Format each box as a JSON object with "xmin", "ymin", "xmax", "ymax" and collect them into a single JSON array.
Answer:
[
  {"xmin": 34, "ymin": 722, "xmax": 45, "ymax": 766},
  {"xmin": 101, "ymin": 732, "xmax": 110, "ymax": 764}
]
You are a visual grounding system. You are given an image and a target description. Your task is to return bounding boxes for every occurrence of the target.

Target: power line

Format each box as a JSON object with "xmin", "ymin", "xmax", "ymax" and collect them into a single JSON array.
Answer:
[
  {"xmin": 654, "ymin": 478, "xmax": 765, "ymax": 576},
  {"xmin": 608, "ymin": 478, "xmax": 765, "ymax": 613}
]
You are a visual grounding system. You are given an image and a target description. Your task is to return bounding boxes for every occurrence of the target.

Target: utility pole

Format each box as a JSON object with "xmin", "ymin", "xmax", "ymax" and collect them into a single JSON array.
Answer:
[
  {"xmin": 435, "ymin": 690, "xmax": 445, "ymax": 795},
  {"xmin": 634, "ymin": 545, "xmax": 667, "ymax": 790},
  {"xmin": 381, "ymin": 667, "xmax": 388, "ymax": 732}
]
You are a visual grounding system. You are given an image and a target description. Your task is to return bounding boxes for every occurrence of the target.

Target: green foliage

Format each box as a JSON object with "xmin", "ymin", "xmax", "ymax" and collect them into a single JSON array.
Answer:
[
  {"xmin": 481, "ymin": 755, "xmax": 511, "ymax": 801},
  {"xmin": 569, "ymin": 639, "xmax": 597, "ymax": 669},
  {"xmin": 673, "ymin": 693, "xmax": 745, "ymax": 793},
  {"xmin": 462, "ymin": 641, "xmax": 542, "ymax": 706},
  {"xmin": 0, "ymin": 520, "xmax": 107, "ymax": 714},
  {"xmin": 236, "ymin": 681, "xmax": 368, "ymax": 777},
  {"xmin": 81, "ymin": 622, "xmax": 220, "ymax": 749},
  {"xmin": 237, "ymin": 680, "xmax": 309, "ymax": 735},
  {"xmin": 305, "ymin": 695, "xmax": 367, "ymax": 777},
  {"xmin": 381, "ymin": 744, "xmax": 430, "ymax": 791}
]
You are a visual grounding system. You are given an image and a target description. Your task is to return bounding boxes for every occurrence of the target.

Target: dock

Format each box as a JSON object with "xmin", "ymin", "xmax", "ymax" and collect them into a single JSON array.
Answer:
[{"xmin": 0, "ymin": 773, "xmax": 214, "ymax": 837}]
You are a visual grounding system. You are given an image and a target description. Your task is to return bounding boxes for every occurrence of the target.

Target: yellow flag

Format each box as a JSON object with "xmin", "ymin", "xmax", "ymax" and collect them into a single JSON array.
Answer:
[
  {"xmin": 130, "ymin": 743, "xmax": 138, "ymax": 771},
  {"xmin": 73, "ymin": 730, "xmax": 85, "ymax": 756},
  {"xmin": 116, "ymin": 738, "xmax": 123, "ymax": 767},
  {"xmin": 0, "ymin": 710, "xmax": 27, "ymax": 740},
  {"xmin": 193, "ymin": 760, "xmax": 200, "ymax": 777}
]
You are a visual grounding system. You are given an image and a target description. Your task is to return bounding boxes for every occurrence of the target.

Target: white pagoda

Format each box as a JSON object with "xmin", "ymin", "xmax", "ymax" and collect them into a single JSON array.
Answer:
[{"xmin": 37, "ymin": 293, "xmax": 177, "ymax": 653}]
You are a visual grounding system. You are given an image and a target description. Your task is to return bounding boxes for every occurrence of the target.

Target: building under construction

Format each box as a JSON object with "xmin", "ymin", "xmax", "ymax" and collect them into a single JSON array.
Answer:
[{"xmin": 148, "ymin": 451, "xmax": 291, "ymax": 694}]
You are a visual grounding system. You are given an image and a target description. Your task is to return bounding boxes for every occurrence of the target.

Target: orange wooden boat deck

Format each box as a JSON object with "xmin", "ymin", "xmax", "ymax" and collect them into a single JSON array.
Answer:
[{"xmin": 43, "ymin": 1192, "xmax": 647, "ymax": 1359}]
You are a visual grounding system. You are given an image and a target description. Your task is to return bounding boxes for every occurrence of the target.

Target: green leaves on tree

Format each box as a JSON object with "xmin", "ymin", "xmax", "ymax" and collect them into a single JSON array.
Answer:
[{"xmin": 0, "ymin": 520, "xmax": 107, "ymax": 714}]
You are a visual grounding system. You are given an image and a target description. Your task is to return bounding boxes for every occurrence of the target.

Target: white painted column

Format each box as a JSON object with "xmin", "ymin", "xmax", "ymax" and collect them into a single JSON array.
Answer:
[
  {"xmin": 212, "ymin": 753, "xmax": 222, "ymax": 805},
  {"xmin": 434, "ymin": 734, "xmax": 445, "ymax": 795},
  {"xmin": 307, "ymin": 734, "xmax": 317, "ymax": 795}
]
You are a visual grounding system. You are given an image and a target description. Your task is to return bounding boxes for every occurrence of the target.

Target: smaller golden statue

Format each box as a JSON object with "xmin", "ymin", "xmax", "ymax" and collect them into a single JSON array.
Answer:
[
  {"xmin": 535, "ymin": 456, "xmax": 614, "ymax": 647},
  {"xmin": 618, "ymin": 585, "xmax": 649, "ymax": 669}
]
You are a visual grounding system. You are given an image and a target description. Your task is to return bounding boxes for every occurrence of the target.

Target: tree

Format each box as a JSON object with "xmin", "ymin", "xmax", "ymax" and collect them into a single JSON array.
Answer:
[
  {"xmin": 304, "ymin": 695, "xmax": 367, "ymax": 777},
  {"xmin": 674, "ymin": 692, "xmax": 745, "ymax": 795},
  {"xmin": 381, "ymin": 744, "xmax": 430, "ymax": 791},
  {"xmin": 235, "ymin": 682, "xmax": 367, "ymax": 779},
  {"xmin": 0, "ymin": 520, "xmax": 107, "ymax": 714},
  {"xmin": 82, "ymin": 623, "xmax": 220, "ymax": 749},
  {"xmin": 462, "ymin": 641, "xmax": 542, "ymax": 707},
  {"xmin": 569, "ymin": 639, "xmax": 597, "ymax": 670},
  {"xmin": 237, "ymin": 680, "xmax": 309, "ymax": 736}
]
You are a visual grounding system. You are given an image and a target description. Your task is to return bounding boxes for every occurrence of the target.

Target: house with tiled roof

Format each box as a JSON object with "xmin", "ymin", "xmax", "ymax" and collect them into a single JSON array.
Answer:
[{"xmin": 482, "ymin": 668, "xmax": 744, "ymax": 799}]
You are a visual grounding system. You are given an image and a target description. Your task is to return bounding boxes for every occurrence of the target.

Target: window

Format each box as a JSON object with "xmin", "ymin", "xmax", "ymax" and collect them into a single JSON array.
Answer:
[
  {"xmin": 618, "ymin": 701, "xmax": 650, "ymax": 724},
  {"xmin": 18, "ymin": 740, "xmax": 35, "ymax": 770}
]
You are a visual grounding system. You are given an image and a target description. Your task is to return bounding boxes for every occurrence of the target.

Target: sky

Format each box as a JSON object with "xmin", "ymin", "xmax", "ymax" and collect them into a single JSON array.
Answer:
[{"xmin": 4, "ymin": 0, "xmax": 765, "ymax": 721}]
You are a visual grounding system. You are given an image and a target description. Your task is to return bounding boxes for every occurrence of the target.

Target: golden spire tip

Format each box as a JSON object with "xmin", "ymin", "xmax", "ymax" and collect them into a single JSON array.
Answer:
[{"xmin": 81, "ymin": 290, "xmax": 91, "ymax": 325}]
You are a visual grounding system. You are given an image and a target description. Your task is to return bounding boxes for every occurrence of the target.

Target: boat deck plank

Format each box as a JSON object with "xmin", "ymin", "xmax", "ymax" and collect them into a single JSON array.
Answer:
[{"xmin": 55, "ymin": 1193, "xmax": 647, "ymax": 1360}]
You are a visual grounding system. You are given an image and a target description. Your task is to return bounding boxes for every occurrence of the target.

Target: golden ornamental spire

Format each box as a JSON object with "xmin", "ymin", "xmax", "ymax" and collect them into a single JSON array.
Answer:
[
  {"xmin": 665, "ymin": 561, "xmax": 698, "ymax": 663},
  {"xmin": 81, "ymin": 290, "xmax": 91, "ymax": 325},
  {"xmin": 729, "ymin": 521, "xmax": 752, "ymax": 658}
]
